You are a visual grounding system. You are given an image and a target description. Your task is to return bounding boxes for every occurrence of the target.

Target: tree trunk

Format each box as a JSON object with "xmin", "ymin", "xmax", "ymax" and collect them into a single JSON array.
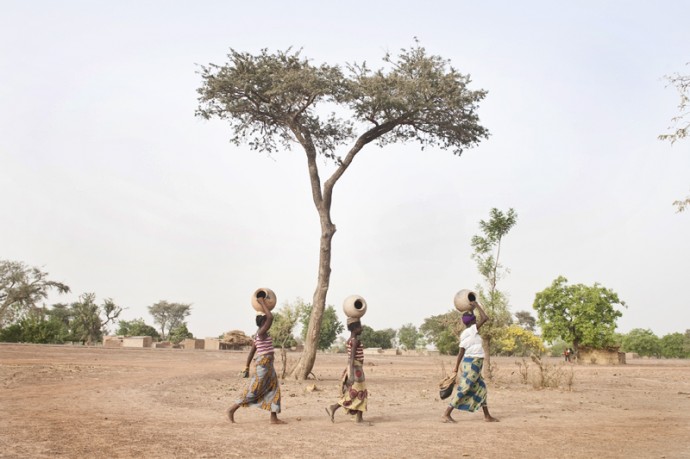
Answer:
[
  {"xmin": 287, "ymin": 121, "xmax": 384, "ymax": 379},
  {"xmin": 481, "ymin": 337, "xmax": 492, "ymax": 380},
  {"xmin": 290, "ymin": 210, "xmax": 336, "ymax": 379},
  {"xmin": 280, "ymin": 347, "xmax": 287, "ymax": 379}
]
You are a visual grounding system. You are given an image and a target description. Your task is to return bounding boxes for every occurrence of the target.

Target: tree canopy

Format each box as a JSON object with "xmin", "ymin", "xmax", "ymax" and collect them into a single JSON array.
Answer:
[
  {"xmin": 271, "ymin": 300, "xmax": 304, "ymax": 349},
  {"xmin": 117, "ymin": 318, "xmax": 160, "ymax": 339},
  {"xmin": 299, "ymin": 304, "xmax": 343, "ymax": 351},
  {"xmin": 197, "ymin": 42, "xmax": 489, "ymax": 379},
  {"xmin": 168, "ymin": 323, "xmax": 194, "ymax": 344},
  {"xmin": 0, "ymin": 260, "xmax": 70, "ymax": 327},
  {"xmin": 620, "ymin": 329, "xmax": 690, "ymax": 358},
  {"xmin": 659, "ymin": 331, "xmax": 689, "ymax": 358},
  {"xmin": 620, "ymin": 328, "xmax": 661, "ymax": 357},
  {"xmin": 360, "ymin": 326, "xmax": 396, "ymax": 349},
  {"xmin": 420, "ymin": 310, "xmax": 463, "ymax": 355},
  {"xmin": 0, "ymin": 312, "xmax": 68, "ymax": 344},
  {"xmin": 70, "ymin": 293, "xmax": 123, "ymax": 345},
  {"xmin": 147, "ymin": 301, "xmax": 191, "ymax": 340},
  {"xmin": 397, "ymin": 323, "xmax": 421, "ymax": 350},
  {"xmin": 659, "ymin": 65, "xmax": 690, "ymax": 145},
  {"xmin": 533, "ymin": 276, "xmax": 626, "ymax": 355},
  {"xmin": 494, "ymin": 324, "xmax": 545, "ymax": 357},
  {"xmin": 197, "ymin": 43, "xmax": 488, "ymax": 159},
  {"xmin": 659, "ymin": 64, "xmax": 690, "ymax": 212},
  {"xmin": 514, "ymin": 311, "xmax": 536, "ymax": 332}
]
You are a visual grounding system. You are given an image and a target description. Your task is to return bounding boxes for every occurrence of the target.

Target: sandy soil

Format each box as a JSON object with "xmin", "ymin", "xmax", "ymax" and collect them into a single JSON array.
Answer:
[{"xmin": 1, "ymin": 344, "xmax": 689, "ymax": 459}]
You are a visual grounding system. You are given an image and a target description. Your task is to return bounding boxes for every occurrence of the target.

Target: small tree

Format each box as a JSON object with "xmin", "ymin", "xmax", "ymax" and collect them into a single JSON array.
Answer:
[
  {"xmin": 271, "ymin": 301, "xmax": 303, "ymax": 378},
  {"xmin": 147, "ymin": 301, "xmax": 191, "ymax": 340},
  {"xmin": 70, "ymin": 293, "xmax": 123, "ymax": 345},
  {"xmin": 659, "ymin": 332, "xmax": 688, "ymax": 359},
  {"xmin": 272, "ymin": 301, "xmax": 305, "ymax": 349},
  {"xmin": 471, "ymin": 208, "xmax": 517, "ymax": 378},
  {"xmin": 359, "ymin": 326, "xmax": 396, "ymax": 349},
  {"xmin": 533, "ymin": 276, "xmax": 625, "ymax": 358},
  {"xmin": 197, "ymin": 43, "xmax": 489, "ymax": 379},
  {"xmin": 117, "ymin": 318, "xmax": 160, "ymax": 339},
  {"xmin": 621, "ymin": 328, "xmax": 661, "ymax": 357},
  {"xmin": 398, "ymin": 323, "xmax": 420, "ymax": 350},
  {"xmin": 299, "ymin": 304, "xmax": 343, "ymax": 351},
  {"xmin": 168, "ymin": 323, "xmax": 194, "ymax": 344},
  {"xmin": 420, "ymin": 310, "xmax": 463, "ymax": 355},
  {"xmin": 0, "ymin": 260, "xmax": 70, "ymax": 327},
  {"xmin": 514, "ymin": 311, "xmax": 536, "ymax": 332},
  {"xmin": 494, "ymin": 324, "xmax": 544, "ymax": 357}
]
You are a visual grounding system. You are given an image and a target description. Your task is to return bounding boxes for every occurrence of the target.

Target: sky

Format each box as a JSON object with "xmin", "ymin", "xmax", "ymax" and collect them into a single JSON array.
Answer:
[{"xmin": 1, "ymin": 1, "xmax": 689, "ymax": 340}]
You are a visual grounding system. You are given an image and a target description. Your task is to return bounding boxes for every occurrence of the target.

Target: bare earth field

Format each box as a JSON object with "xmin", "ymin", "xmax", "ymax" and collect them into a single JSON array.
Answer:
[{"xmin": 1, "ymin": 344, "xmax": 689, "ymax": 459}]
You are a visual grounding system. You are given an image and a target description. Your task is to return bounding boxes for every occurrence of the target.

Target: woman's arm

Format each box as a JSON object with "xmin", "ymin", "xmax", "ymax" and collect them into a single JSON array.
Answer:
[
  {"xmin": 453, "ymin": 346, "xmax": 466, "ymax": 374},
  {"xmin": 256, "ymin": 298, "xmax": 274, "ymax": 337},
  {"xmin": 473, "ymin": 301, "xmax": 489, "ymax": 331},
  {"xmin": 241, "ymin": 343, "xmax": 257, "ymax": 377},
  {"xmin": 348, "ymin": 336, "xmax": 358, "ymax": 382}
]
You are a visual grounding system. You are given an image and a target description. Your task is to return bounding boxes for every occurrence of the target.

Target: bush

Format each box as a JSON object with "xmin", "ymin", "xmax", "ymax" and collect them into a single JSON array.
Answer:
[{"xmin": 0, "ymin": 315, "xmax": 68, "ymax": 344}]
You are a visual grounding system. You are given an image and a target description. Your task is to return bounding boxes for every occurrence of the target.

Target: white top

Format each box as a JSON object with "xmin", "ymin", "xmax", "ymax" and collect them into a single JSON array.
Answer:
[{"xmin": 460, "ymin": 324, "xmax": 484, "ymax": 358}]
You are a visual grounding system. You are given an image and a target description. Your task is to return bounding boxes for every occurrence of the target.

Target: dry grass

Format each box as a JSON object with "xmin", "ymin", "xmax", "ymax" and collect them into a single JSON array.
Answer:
[{"xmin": 514, "ymin": 355, "xmax": 575, "ymax": 390}]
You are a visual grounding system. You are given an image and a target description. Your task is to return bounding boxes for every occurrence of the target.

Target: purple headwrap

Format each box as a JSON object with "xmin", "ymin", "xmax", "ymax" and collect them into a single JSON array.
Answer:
[{"xmin": 461, "ymin": 312, "xmax": 476, "ymax": 325}]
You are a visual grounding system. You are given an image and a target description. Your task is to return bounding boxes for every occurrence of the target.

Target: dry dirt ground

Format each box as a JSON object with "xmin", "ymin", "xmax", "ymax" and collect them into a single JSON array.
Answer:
[{"xmin": 1, "ymin": 344, "xmax": 689, "ymax": 459}]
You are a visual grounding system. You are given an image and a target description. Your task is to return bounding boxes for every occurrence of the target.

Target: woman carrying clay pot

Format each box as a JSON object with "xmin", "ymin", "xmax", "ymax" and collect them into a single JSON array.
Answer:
[
  {"xmin": 442, "ymin": 301, "xmax": 499, "ymax": 423},
  {"xmin": 226, "ymin": 292, "xmax": 285, "ymax": 425},
  {"xmin": 326, "ymin": 317, "xmax": 368, "ymax": 423}
]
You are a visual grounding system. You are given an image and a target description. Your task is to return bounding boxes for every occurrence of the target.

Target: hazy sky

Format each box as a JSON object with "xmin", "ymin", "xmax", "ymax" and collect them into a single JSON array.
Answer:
[{"xmin": 2, "ymin": 1, "xmax": 689, "ymax": 340}]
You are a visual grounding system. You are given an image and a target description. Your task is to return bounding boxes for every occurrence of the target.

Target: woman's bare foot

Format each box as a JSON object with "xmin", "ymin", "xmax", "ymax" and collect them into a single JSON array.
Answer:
[
  {"xmin": 270, "ymin": 413, "xmax": 287, "ymax": 424},
  {"xmin": 441, "ymin": 414, "xmax": 456, "ymax": 423},
  {"xmin": 226, "ymin": 405, "xmax": 239, "ymax": 423},
  {"xmin": 325, "ymin": 406, "xmax": 335, "ymax": 423},
  {"xmin": 326, "ymin": 404, "xmax": 340, "ymax": 423},
  {"xmin": 482, "ymin": 406, "xmax": 499, "ymax": 422}
]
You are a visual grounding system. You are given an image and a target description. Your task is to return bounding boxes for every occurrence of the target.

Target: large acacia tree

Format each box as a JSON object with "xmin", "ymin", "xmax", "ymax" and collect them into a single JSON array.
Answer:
[{"xmin": 197, "ymin": 43, "xmax": 489, "ymax": 379}]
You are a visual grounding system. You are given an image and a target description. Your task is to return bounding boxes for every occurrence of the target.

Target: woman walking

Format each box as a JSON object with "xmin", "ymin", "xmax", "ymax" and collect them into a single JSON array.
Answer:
[
  {"xmin": 326, "ymin": 318, "xmax": 368, "ymax": 423},
  {"xmin": 442, "ymin": 301, "xmax": 498, "ymax": 423},
  {"xmin": 226, "ymin": 293, "xmax": 285, "ymax": 424}
]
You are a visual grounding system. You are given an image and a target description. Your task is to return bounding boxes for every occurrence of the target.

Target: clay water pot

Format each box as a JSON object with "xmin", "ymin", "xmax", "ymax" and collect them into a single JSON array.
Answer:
[
  {"xmin": 453, "ymin": 289, "xmax": 477, "ymax": 312},
  {"xmin": 343, "ymin": 295, "xmax": 367, "ymax": 319},
  {"xmin": 251, "ymin": 288, "xmax": 277, "ymax": 313}
]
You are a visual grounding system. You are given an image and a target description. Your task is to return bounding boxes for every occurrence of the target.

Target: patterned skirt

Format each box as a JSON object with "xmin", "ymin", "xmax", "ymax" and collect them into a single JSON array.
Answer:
[
  {"xmin": 449, "ymin": 357, "xmax": 487, "ymax": 412},
  {"xmin": 236, "ymin": 353, "xmax": 281, "ymax": 413},
  {"xmin": 339, "ymin": 360, "xmax": 367, "ymax": 414}
]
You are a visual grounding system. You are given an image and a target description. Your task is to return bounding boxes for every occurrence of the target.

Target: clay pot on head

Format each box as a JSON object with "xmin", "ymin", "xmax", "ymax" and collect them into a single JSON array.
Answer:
[
  {"xmin": 343, "ymin": 295, "xmax": 367, "ymax": 319},
  {"xmin": 453, "ymin": 289, "xmax": 477, "ymax": 312},
  {"xmin": 251, "ymin": 288, "xmax": 277, "ymax": 313}
]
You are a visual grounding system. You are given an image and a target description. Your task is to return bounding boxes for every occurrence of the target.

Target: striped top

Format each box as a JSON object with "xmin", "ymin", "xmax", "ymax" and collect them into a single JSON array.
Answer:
[
  {"xmin": 254, "ymin": 334, "xmax": 274, "ymax": 355},
  {"xmin": 347, "ymin": 338, "xmax": 364, "ymax": 362}
]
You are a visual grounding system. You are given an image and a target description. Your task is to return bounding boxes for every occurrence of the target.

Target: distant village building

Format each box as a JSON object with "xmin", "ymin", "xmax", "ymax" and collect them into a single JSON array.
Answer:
[
  {"xmin": 123, "ymin": 336, "xmax": 153, "ymax": 348},
  {"xmin": 182, "ymin": 338, "xmax": 205, "ymax": 350}
]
